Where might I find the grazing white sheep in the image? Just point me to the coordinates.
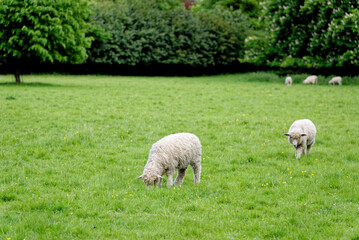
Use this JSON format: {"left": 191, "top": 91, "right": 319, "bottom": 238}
{"left": 303, "top": 75, "right": 318, "bottom": 85}
{"left": 284, "top": 119, "right": 317, "bottom": 159}
{"left": 285, "top": 76, "right": 293, "bottom": 86}
{"left": 138, "top": 133, "right": 202, "bottom": 188}
{"left": 328, "top": 76, "right": 342, "bottom": 85}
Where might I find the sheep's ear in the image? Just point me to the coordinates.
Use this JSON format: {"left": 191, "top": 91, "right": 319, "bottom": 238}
{"left": 137, "top": 175, "right": 143, "bottom": 179}
{"left": 157, "top": 175, "right": 163, "bottom": 179}
{"left": 284, "top": 133, "right": 290, "bottom": 136}
{"left": 301, "top": 134, "right": 307, "bottom": 136}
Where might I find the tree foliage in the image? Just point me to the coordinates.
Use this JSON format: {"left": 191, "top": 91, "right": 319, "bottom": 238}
{"left": 0, "top": 0, "right": 92, "bottom": 82}
{"left": 197, "top": 0, "right": 260, "bottom": 17}
{"left": 87, "top": 0, "right": 250, "bottom": 67}
{"left": 244, "top": 0, "right": 359, "bottom": 69}
{"left": 157, "top": 0, "right": 183, "bottom": 10}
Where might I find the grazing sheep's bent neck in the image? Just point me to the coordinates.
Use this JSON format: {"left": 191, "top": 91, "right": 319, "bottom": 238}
{"left": 143, "top": 157, "right": 165, "bottom": 176}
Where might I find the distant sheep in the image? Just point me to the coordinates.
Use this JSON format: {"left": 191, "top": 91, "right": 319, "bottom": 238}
{"left": 329, "top": 76, "right": 342, "bottom": 85}
{"left": 284, "top": 119, "right": 317, "bottom": 159}
{"left": 285, "top": 77, "right": 292, "bottom": 86}
{"left": 138, "top": 133, "right": 202, "bottom": 188}
{"left": 303, "top": 75, "right": 318, "bottom": 85}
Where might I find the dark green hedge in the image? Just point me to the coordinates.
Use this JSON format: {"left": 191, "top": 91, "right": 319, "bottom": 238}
{"left": 86, "top": 0, "right": 250, "bottom": 67}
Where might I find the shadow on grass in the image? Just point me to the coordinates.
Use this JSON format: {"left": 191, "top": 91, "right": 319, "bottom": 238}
{"left": 0, "top": 82, "right": 64, "bottom": 88}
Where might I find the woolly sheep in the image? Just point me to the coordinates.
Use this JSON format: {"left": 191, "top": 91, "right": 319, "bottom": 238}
{"left": 284, "top": 119, "right": 317, "bottom": 159}
{"left": 285, "top": 76, "right": 293, "bottom": 86}
{"left": 303, "top": 75, "right": 318, "bottom": 85}
{"left": 329, "top": 76, "right": 342, "bottom": 85}
{"left": 138, "top": 133, "right": 202, "bottom": 188}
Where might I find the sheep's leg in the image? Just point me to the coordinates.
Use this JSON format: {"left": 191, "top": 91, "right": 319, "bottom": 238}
{"left": 166, "top": 169, "right": 175, "bottom": 187}
{"left": 295, "top": 147, "right": 304, "bottom": 159}
{"left": 307, "top": 143, "right": 314, "bottom": 154}
{"left": 191, "top": 162, "right": 201, "bottom": 184}
{"left": 303, "top": 140, "right": 307, "bottom": 155}
{"left": 174, "top": 168, "right": 187, "bottom": 186}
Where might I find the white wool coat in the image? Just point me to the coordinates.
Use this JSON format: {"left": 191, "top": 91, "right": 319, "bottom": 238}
{"left": 139, "top": 133, "right": 202, "bottom": 187}
{"left": 285, "top": 119, "right": 317, "bottom": 159}
{"left": 285, "top": 77, "right": 292, "bottom": 86}
{"left": 303, "top": 75, "right": 318, "bottom": 85}
{"left": 329, "top": 76, "right": 342, "bottom": 85}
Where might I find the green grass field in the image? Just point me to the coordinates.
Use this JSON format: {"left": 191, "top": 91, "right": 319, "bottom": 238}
{"left": 1, "top": 73, "right": 359, "bottom": 239}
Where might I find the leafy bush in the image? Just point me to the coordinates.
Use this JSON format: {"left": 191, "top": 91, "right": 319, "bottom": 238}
{"left": 243, "top": 0, "right": 359, "bottom": 69}
{"left": 195, "top": 0, "right": 261, "bottom": 28}
{"left": 157, "top": 0, "right": 183, "bottom": 10}
{"left": 196, "top": 0, "right": 261, "bottom": 18}
{"left": 86, "top": 0, "right": 250, "bottom": 67}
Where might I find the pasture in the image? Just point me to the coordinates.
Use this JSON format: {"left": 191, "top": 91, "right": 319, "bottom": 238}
{"left": 0, "top": 73, "right": 359, "bottom": 239}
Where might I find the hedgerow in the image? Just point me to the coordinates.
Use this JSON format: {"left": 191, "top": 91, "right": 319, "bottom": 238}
{"left": 86, "top": 0, "right": 250, "bottom": 67}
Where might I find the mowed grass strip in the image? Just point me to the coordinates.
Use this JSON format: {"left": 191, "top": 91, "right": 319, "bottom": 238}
{"left": 0, "top": 73, "right": 359, "bottom": 239}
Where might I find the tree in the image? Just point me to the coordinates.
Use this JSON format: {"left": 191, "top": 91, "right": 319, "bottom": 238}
{"left": 196, "top": 0, "right": 261, "bottom": 19}
{"left": 244, "top": 0, "right": 359, "bottom": 69}
{"left": 0, "top": 0, "right": 92, "bottom": 83}
{"left": 157, "top": 0, "right": 183, "bottom": 10}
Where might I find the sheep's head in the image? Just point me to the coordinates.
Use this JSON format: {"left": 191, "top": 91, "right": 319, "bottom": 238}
{"left": 284, "top": 132, "right": 307, "bottom": 147}
{"left": 137, "top": 173, "right": 162, "bottom": 187}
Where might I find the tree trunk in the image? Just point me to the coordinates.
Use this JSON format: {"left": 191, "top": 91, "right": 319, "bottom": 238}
{"left": 15, "top": 69, "right": 21, "bottom": 83}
